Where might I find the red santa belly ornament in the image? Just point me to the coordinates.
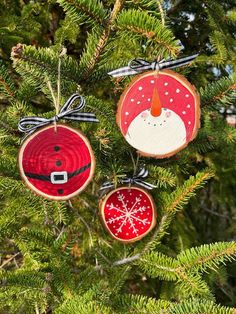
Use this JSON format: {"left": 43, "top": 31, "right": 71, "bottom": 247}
{"left": 18, "top": 94, "right": 98, "bottom": 200}
{"left": 109, "top": 55, "right": 200, "bottom": 158}
{"left": 99, "top": 168, "right": 157, "bottom": 242}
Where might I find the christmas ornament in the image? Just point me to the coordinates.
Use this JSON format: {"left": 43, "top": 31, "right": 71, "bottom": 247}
{"left": 99, "top": 168, "right": 156, "bottom": 242}
{"left": 18, "top": 94, "right": 98, "bottom": 200}
{"left": 109, "top": 55, "right": 200, "bottom": 158}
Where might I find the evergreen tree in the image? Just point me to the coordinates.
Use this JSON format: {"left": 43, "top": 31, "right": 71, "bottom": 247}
{"left": 0, "top": 0, "right": 236, "bottom": 313}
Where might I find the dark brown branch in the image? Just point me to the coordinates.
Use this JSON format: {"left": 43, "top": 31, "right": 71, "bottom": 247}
{"left": 0, "top": 78, "right": 14, "bottom": 98}
{"left": 83, "top": 0, "right": 125, "bottom": 80}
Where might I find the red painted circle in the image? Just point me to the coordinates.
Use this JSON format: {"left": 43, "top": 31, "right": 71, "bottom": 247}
{"left": 18, "top": 124, "right": 95, "bottom": 200}
{"left": 100, "top": 187, "right": 156, "bottom": 242}
{"left": 117, "top": 70, "right": 200, "bottom": 158}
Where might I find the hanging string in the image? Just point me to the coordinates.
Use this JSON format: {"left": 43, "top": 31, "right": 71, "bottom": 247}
{"left": 46, "top": 79, "right": 58, "bottom": 133}
{"left": 45, "top": 47, "right": 67, "bottom": 133}
{"left": 130, "top": 152, "right": 141, "bottom": 184}
{"left": 157, "top": 0, "right": 165, "bottom": 26}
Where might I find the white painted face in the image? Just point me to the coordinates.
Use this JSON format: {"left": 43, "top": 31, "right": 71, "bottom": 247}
{"left": 125, "top": 108, "right": 186, "bottom": 155}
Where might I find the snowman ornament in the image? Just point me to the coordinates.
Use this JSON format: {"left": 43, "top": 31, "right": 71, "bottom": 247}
{"left": 110, "top": 55, "right": 200, "bottom": 158}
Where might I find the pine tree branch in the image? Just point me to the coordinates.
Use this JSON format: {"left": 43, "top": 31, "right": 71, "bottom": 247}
{"left": 94, "top": 171, "right": 214, "bottom": 270}
{"left": 140, "top": 256, "right": 206, "bottom": 294}
{"left": 0, "top": 252, "right": 20, "bottom": 269}
{"left": 0, "top": 78, "right": 15, "bottom": 98}
{"left": 144, "top": 170, "right": 214, "bottom": 252}
{"left": 177, "top": 242, "right": 236, "bottom": 273}
{"left": 67, "top": 200, "right": 94, "bottom": 248}
{"left": 57, "top": 0, "right": 108, "bottom": 27}
{"left": 139, "top": 243, "right": 236, "bottom": 285}
{"left": 208, "top": 84, "right": 236, "bottom": 105}
{"left": 157, "top": 0, "right": 165, "bottom": 26}
{"left": 0, "top": 63, "right": 15, "bottom": 98}
{"left": 175, "top": 272, "right": 209, "bottom": 296}
{"left": 115, "top": 9, "right": 179, "bottom": 56}
{"left": 83, "top": 0, "right": 124, "bottom": 80}
{"left": 55, "top": 226, "right": 65, "bottom": 241}
{"left": 21, "top": 54, "right": 77, "bottom": 83}
{"left": 35, "top": 303, "right": 40, "bottom": 314}
{"left": 139, "top": 243, "right": 236, "bottom": 296}
{"left": 11, "top": 44, "right": 80, "bottom": 85}
{"left": 96, "top": 170, "right": 214, "bottom": 269}
{"left": 201, "top": 76, "right": 236, "bottom": 108}
{"left": 123, "top": 26, "right": 156, "bottom": 38}
{"left": 170, "top": 299, "right": 236, "bottom": 314}
{"left": 61, "top": 0, "right": 105, "bottom": 25}
{"left": 139, "top": 252, "right": 212, "bottom": 296}
{"left": 0, "top": 120, "right": 18, "bottom": 135}
{"left": 112, "top": 254, "right": 141, "bottom": 266}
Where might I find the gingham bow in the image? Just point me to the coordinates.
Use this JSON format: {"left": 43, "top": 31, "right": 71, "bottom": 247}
{"left": 108, "top": 54, "right": 199, "bottom": 77}
{"left": 100, "top": 168, "right": 156, "bottom": 191}
{"left": 18, "top": 93, "right": 99, "bottom": 134}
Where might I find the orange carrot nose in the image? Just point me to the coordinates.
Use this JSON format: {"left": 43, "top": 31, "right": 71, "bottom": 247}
{"left": 150, "top": 87, "right": 162, "bottom": 117}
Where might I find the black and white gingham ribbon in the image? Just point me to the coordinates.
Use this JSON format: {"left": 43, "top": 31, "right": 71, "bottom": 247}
{"left": 18, "top": 93, "right": 99, "bottom": 134}
{"left": 108, "top": 54, "right": 199, "bottom": 77}
{"left": 100, "top": 168, "right": 156, "bottom": 191}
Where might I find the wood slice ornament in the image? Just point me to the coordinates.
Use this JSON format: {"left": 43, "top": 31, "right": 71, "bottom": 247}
{"left": 100, "top": 187, "right": 156, "bottom": 243}
{"left": 110, "top": 55, "right": 200, "bottom": 158}
{"left": 18, "top": 124, "right": 95, "bottom": 200}
{"left": 18, "top": 94, "right": 98, "bottom": 200}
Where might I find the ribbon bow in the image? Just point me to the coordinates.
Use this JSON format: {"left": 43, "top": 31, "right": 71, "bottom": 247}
{"left": 108, "top": 53, "right": 199, "bottom": 77}
{"left": 18, "top": 93, "right": 99, "bottom": 134}
{"left": 100, "top": 168, "right": 156, "bottom": 191}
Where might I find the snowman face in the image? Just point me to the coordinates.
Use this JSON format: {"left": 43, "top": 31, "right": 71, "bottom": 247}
{"left": 118, "top": 70, "right": 200, "bottom": 158}
{"left": 125, "top": 108, "right": 186, "bottom": 156}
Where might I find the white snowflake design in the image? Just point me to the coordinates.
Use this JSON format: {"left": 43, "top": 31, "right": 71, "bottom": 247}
{"left": 106, "top": 192, "right": 151, "bottom": 237}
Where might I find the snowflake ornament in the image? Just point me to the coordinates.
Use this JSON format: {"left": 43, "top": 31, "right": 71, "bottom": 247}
{"left": 100, "top": 187, "right": 156, "bottom": 242}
